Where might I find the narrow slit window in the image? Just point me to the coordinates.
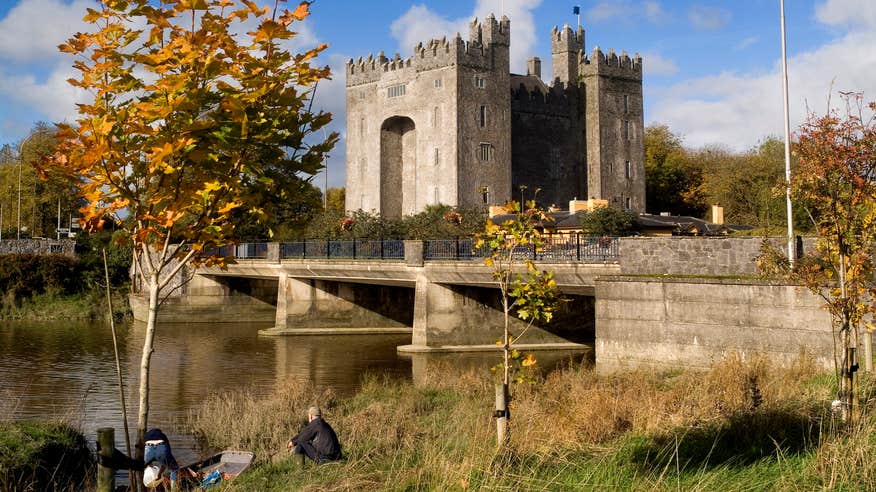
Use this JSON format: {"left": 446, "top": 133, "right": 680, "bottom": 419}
{"left": 623, "top": 94, "right": 629, "bottom": 113}
{"left": 434, "top": 78, "right": 442, "bottom": 88}
{"left": 479, "top": 143, "right": 493, "bottom": 162}
{"left": 479, "top": 105, "right": 487, "bottom": 128}
{"left": 625, "top": 160, "right": 632, "bottom": 179}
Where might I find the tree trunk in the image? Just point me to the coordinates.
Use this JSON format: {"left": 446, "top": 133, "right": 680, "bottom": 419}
{"left": 841, "top": 345, "right": 856, "bottom": 424}
{"left": 864, "top": 331, "right": 873, "bottom": 373}
{"left": 134, "top": 274, "right": 160, "bottom": 489}
{"left": 495, "top": 383, "right": 509, "bottom": 447}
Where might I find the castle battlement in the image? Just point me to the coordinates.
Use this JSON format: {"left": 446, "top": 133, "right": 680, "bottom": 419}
{"left": 551, "top": 24, "right": 583, "bottom": 54}
{"left": 511, "top": 83, "right": 573, "bottom": 116}
{"left": 580, "top": 47, "right": 642, "bottom": 80}
{"left": 346, "top": 15, "right": 510, "bottom": 87}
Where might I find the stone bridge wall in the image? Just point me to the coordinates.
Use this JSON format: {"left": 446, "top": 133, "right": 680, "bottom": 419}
{"left": 618, "top": 236, "right": 816, "bottom": 276}
{"left": 0, "top": 239, "right": 75, "bottom": 257}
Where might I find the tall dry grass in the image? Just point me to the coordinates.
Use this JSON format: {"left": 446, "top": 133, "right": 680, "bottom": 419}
{"left": 188, "top": 353, "right": 876, "bottom": 491}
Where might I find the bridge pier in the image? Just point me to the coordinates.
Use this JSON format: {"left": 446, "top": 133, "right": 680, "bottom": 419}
{"left": 401, "top": 274, "right": 591, "bottom": 353}
{"left": 262, "top": 275, "right": 413, "bottom": 335}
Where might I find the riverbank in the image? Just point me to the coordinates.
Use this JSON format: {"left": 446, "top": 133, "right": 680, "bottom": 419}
{"left": 0, "top": 291, "right": 130, "bottom": 321}
{"left": 189, "top": 354, "right": 876, "bottom": 491}
{"left": 0, "top": 420, "right": 93, "bottom": 491}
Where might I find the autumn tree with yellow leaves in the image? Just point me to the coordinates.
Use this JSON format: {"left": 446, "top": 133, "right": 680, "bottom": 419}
{"left": 475, "top": 192, "right": 563, "bottom": 446}
{"left": 46, "top": 0, "right": 336, "bottom": 462}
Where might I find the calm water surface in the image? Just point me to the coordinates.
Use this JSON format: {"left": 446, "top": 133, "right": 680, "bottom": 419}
{"left": 0, "top": 319, "right": 592, "bottom": 469}
{"left": 0, "top": 320, "right": 412, "bottom": 464}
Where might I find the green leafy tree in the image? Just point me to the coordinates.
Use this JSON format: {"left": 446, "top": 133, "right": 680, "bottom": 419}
{"left": 475, "top": 193, "right": 563, "bottom": 446}
{"left": 325, "top": 186, "right": 345, "bottom": 213}
{"left": 644, "top": 124, "right": 708, "bottom": 217}
{"left": 47, "top": 0, "right": 335, "bottom": 463}
{"left": 578, "top": 206, "right": 637, "bottom": 236}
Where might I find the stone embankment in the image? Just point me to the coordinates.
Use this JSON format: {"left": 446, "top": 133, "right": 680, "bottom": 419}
{"left": 0, "top": 239, "right": 75, "bottom": 256}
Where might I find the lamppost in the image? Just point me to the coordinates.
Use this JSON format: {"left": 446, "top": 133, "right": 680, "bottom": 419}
{"left": 16, "top": 133, "right": 35, "bottom": 240}
{"left": 780, "top": 0, "right": 795, "bottom": 267}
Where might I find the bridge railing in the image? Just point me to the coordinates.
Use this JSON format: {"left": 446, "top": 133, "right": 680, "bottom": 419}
{"left": 279, "top": 239, "right": 405, "bottom": 260}
{"left": 225, "top": 236, "right": 618, "bottom": 262}
{"left": 423, "top": 234, "right": 619, "bottom": 262}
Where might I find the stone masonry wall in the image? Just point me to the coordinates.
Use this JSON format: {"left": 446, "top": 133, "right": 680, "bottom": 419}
{"left": 619, "top": 236, "right": 817, "bottom": 276}
{"left": 0, "top": 239, "right": 75, "bottom": 256}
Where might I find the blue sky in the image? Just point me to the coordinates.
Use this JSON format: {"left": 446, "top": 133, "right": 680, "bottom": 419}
{"left": 1, "top": 0, "right": 874, "bottom": 189}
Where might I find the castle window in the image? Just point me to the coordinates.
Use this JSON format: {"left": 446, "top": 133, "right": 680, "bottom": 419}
{"left": 434, "top": 78, "right": 442, "bottom": 88}
{"left": 474, "top": 76, "right": 486, "bottom": 89}
{"left": 479, "top": 105, "right": 487, "bottom": 128}
{"left": 359, "top": 118, "right": 365, "bottom": 137}
{"left": 434, "top": 148, "right": 440, "bottom": 168}
{"left": 624, "top": 197, "right": 632, "bottom": 211}
{"left": 623, "top": 120, "right": 630, "bottom": 141}
{"left": 623, "top": 94, "right": 629, "bottom": 113}
{"left": 387, "top": 84, "right": 406, "bottom": 98}
{"left": 433, "top": 106, "right": 440, "bottom": 127}
{"left": 479, "top": 143, "right": 493, "bottom": 162}
{"left": 550, "top": 148, "right": 561, "bottom": 179}
{"left": 433, "top": 186, "right": 439, "bottom": 204}
{"left": 625, "top": 160, "right": 632, "bottom": 179}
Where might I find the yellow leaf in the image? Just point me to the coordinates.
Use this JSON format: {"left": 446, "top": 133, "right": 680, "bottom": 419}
{"left": 290, "top": 2, "right": 310, "bottom": 20}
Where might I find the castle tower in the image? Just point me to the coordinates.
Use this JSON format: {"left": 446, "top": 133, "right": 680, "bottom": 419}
{"left": 551, "top": 24, "right": 583, "bottom": 86}
{"left": 580, "top": 47, "right": 645, "bottom": 212}
{"left": 344, "top": 15, "right": 511, "bottom": 217}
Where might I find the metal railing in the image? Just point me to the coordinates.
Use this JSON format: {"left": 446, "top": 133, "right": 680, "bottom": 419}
{"left": 424, "top": 234, "right": 619, "bottom": 262}
{"left": 280, "top": 239, "right": 404, "bottom": 260}
{"left": 222, "top": 235, "right": 618, "bottom": 263}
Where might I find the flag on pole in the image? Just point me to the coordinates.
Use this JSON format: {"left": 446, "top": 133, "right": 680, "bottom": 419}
{"left": 573, "top": 6, "right": 580, "bottom": 15}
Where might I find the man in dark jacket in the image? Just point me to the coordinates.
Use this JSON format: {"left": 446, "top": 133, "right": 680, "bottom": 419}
{"left": 286, "top": 406, "right": 341, "bottom": 463}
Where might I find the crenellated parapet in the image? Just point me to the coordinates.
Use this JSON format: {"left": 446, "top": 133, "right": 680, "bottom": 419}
{"left": 580, "top": 47, "right": 642, "bottom": 81}
{"left": 510, "top": 83, "right": 573, "bottom": 116}
{"left": 346, "top": 14, "right": 511, "bottom": 87}
{"left": 551, "top": 24, "right": 583, "bottom": 54}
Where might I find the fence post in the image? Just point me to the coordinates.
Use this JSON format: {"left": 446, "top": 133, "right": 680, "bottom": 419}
{"left": 380, "top": 239, "right": 385, "bottom": 259}
{"left": 303, "top": 239, "right": 307, "bottom": 259}
{"left": 353, "top": 239, "right": 357, "bottom": 259}
{"left": 576, "top": 233, "right": 581, "bottom": 261}
{"left": 97, "top": 427, "right": 114, "bottom": 492}
{"left": 327, "top": 240, "right": 331, "bottom": 259}
{"left": 455, "top": 237, "right": 460, "bottom": 260}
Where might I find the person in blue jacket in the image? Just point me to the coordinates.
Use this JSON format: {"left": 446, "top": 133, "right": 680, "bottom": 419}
{"left": 286, "top": 406, "right": 341, "bottom": 463}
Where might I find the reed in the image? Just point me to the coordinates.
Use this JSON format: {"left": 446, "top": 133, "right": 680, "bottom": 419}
{"left": 189, "top": 354, "right": 876, "bottom": 491}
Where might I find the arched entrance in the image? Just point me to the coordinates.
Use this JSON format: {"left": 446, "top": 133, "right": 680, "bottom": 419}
{"left": 380, "top": 116, "right": 416, "bottom": 219}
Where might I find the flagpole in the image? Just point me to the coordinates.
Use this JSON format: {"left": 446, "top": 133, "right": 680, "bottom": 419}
{"left": 780, "top": 0, "right": 795, "bottom": 267}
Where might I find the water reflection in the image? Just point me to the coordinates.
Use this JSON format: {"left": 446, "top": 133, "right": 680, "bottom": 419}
{"left": 0, "top": 320, "right": 411, "bottom": 464}
{"left": 0, "top": 320, "right": 592, "bottom": 467}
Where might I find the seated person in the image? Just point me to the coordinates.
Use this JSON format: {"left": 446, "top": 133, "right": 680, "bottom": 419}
{"left": 286, "top": 406, "right": 341, "bottom": 463}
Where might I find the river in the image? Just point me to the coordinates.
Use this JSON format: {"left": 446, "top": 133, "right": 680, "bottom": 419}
{"left": 0, "top": 320, "right": 591, "bottom": 467}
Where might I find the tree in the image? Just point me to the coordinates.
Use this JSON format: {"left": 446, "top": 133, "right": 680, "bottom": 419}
{"left": 791, "top": 93, "right": 876, "bottom": 423}
{"left": 47, "top": 0, "right": 335, "bottom": 467}
{"left": 475, "top": 192, "right": 563, "bottom": 446}
{"left": 644, "top": 124, "right": 707, "bottom": 217}
{"left": 578, "top": 206, "right": 637, "bottom": 236}
{"left": 324, "top": 186, "right": 345, "bottom": 213}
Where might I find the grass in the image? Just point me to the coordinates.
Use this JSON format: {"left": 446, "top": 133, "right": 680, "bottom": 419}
{"left": 0, "top": 420, "right": 94, "bottom": 491}
{"left": 0, "top": 290, "right": 129, "bottom": 321}
{"left": 186, "top": 353, "right": 876, "bottom": 491}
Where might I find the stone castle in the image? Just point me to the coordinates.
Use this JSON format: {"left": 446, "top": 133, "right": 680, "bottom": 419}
{"left": 345, "top": 14, "right": 645, "bottom": 217}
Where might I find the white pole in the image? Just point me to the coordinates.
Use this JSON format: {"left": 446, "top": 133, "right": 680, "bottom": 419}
{"left": 780, "top": 0, "right": 795, "bottom": 267}
{"left": 322, "top": 128, "right": 329, "bottom": 211}
{"left": 16, "top": 157, "right": 21, "bottom": 240}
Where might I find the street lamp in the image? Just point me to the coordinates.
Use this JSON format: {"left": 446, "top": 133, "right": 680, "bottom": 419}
{"left": 780, "top": 0, "right": 795, "bottom": 267}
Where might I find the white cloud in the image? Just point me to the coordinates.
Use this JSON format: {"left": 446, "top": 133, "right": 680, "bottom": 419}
{"left": 736, "top": 36, "right": 759, "bottom": 50}
{"left": 649, "top": 28, "right": 876, "bottom": 150}
{"left": 642, "top": 52, "right": 678, "bottom": 76}
{"left": 0, "top": 0, "right": 92, "bottom": 63}
{"left": 388, "top": 0, "right": 542, "bottom": 74}
{"left": 688, "top": 5, "right": 731, "bottom": 31}
{"left": 815, "top": 0, "right": 876, "bottom": 27}
{"left": 644, "top": 1, "right": 670, "bottom": 24}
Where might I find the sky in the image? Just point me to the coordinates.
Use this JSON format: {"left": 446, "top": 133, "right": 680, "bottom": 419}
{"left": 0, "top": 0, "right": 874, "bottom": 190}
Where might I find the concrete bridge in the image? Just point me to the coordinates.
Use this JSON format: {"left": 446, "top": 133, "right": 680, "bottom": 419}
{"left": 133, "top": 238, "right": 620, "bottom": 354}
{"left": 132, "top": 236, "right": 837, "bottom": 368}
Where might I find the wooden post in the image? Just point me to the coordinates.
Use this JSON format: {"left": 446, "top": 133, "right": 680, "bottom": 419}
{"left": 864, "top": 331, "right": 873, "bottom": 373}
{"left": 495, "top": 383, "right": 509, "bottom": 446}
{"left": 97, "top": 427, "right": 115, "bottom": 492}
